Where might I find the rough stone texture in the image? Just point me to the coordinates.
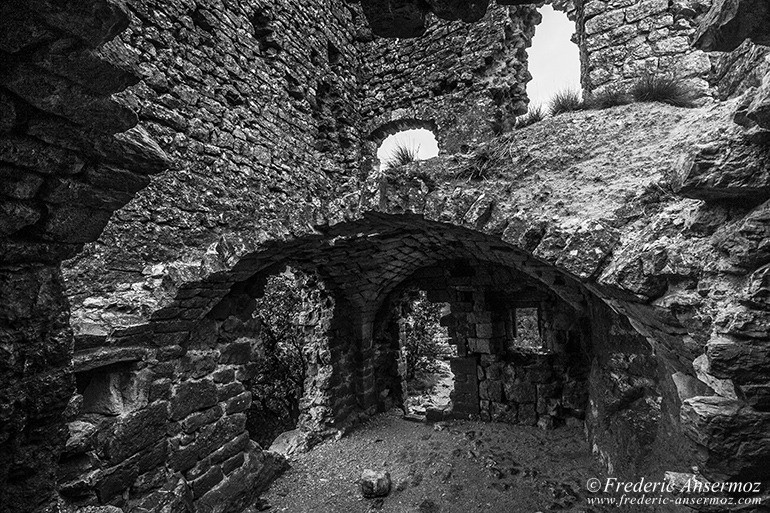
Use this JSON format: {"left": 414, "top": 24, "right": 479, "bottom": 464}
{"left": 578, "top": 0, "right": 714, "bottom": 94}
{"left": 360, "top": 469, "right": 391, "bottom": 498}
{"left": 0, "top": 0, "right": 169, "bottom": 509}
{"left": 748, "top": 71, "right": 770, "bottom": 129}
{"left": 2, "top": 0, "right": 770, "bottom": 511}
{"left": 360, "top": 4, "right": 538, "bottom": 153}
{"left": 672, "top": 138, "right": 770, "bottom": 202}
{"left": 0, "top": 265, "right": 74, "bottom": 511}
{"left": 695, "top": 0, "right": 770, "bottom": 52}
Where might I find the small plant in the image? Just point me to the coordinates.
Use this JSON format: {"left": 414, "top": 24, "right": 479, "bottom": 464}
{"left": 455, "top": 146, "right": 499, "bottom": 181}
{"left": 585, "top": 87, "right": 632, "bottom": 110}
{"left": 385, "top": 140, "right": 421, "bottom": 168}
{"left": 515, "top": 105, "right": 546, "bottom": 128}
{"left": 630, "top": 73, "right": 695, "bottom": 108}
{"left": 549, "top": 89, "right": 584, "bottom": 116}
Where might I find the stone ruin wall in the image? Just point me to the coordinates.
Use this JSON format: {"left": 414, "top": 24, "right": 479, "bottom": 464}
{"left": 360, "top": 4, "right": 538, "bottom": 153}
{"left": 63, "top": 0, "right": 368, "bottom": 314}
{"left": 367, "top": 258, "right": 693, "bottom": 482}
{"left": 62, "top": 0, "right": 765, "bottom": 333}
{"left": 2, "top": 0, "right": 770, "bottom": 511}
{"left": 356, "top": 0, "right": 752, "bottom": 158}
{"left": 578, "top": 0, "right": 715, "bottom": 94}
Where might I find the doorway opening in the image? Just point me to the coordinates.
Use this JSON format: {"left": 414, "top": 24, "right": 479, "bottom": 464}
{"left": 399, "top": 290, "right": 456, "bottom": 417}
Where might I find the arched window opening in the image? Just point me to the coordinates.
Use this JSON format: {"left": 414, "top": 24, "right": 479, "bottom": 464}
{"left": 376, "top": 128, "right": 439, "bottom": 169}
{"left": 399, "top": 290, "right": 455, "bottom": 418}
{"left": 526, "top": 4, "right": 581, "bottom": 110}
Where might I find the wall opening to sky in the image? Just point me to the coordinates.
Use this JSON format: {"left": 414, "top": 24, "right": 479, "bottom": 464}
{"left": 377, "top": 128, "right": 439, "bottom": 169}
{"left": 527, "top": 5, "right": 582, "bottom": 109}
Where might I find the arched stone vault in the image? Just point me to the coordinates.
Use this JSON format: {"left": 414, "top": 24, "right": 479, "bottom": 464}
{"left": 2, "top": 0, "right": 770, "bottom": 509}
{"left": 70, "top": 210, "right": 763, "bottom": 485}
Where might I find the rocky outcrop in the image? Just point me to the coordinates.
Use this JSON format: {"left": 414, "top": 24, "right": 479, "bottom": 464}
{"left": 0, "top": 0, "right": 170, "bottom": 509}
{"left": 748, "top": 72, "right": 770, "bottom": 129}
{"left": 356, "top": 102, "right": 770, "bottom": 485}
{"left": 672, "top": 138, "right": 770, "bottom": 202}
{"left": 695, "top": 0, "right": 770, "bottom": 51}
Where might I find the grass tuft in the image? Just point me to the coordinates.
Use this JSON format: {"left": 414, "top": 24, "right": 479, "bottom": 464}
{"left": 385, "top": 140, "right": 421, "bottom": 168}
{"left": 549, "top": 89, "right": 584, "bottom": 116}
{"left": 585, "top": 87, "right": 632, "bottom": 110}
{"left": 515, "top": 105, "right": 546, "bottom": 128}
{"left": 629, "top": 73, "right": 696, "bottom": 108}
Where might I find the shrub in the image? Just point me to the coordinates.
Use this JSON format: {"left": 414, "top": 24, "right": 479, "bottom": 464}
{"left": 515, "top": 104, "right": 546, "bottom": 128}
{"left": 402, "top": 292, "right": 447, "bottom": 380}
{"left": 549, "top": 89, "right": 584, "bottom": 116}
{"left": 585, "top": 87, "right": 632, "bottom": 109}
{"left": 630, "top": 73, "right": 696, "bottom": 108}
{"left": 385, "top": 140, "right": 421, "bottom": 168}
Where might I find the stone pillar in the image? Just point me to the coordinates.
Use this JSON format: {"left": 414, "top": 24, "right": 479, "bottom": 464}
{"left": 0, "top": 264, "right": 75, "bottom": 511}
{"left": 449, "top": 356, "right": 480, "bottom": 415}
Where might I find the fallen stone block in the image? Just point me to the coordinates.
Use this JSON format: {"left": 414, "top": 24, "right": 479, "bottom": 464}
{"left": 361, "top": 469, "right": 391, "bottom": 498}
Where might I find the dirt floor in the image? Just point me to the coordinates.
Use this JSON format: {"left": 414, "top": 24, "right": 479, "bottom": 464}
{"left": 260, "top": 410, "right": 611, "bottom": 513}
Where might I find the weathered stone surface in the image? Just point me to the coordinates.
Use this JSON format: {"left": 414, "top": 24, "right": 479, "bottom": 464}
{"left": 359, "top": 0, "right": 426, "bottom": 38}
{"left": 170, "top": 379, "right": 218, "bottom": 421}
{"left": 695, "top": 0, "right": 770, "bottom": 51}
{"left": 681, "top": 396, "right": 770, "bottom": 481}
{"left": 672, "top": 140, "right": 770, "bottom": 202}
{"left": 747, "top": 72, "right": 770, "bottom": 130}
{"left": 3, "top": 63, "right": 138, "bottom": 134}
{"left": 717, "top": 200, "right": 770, "bottom": 269}
{"left": 360, "top": 469, "right": 391, "bottom": 498}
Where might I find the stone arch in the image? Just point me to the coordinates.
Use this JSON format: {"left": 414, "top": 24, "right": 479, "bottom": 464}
{"left": 150, "top": 214, "right": 685, "bottom": 478}
{"left": 368, "top": 118, "right": 439, "bottom": 147}
{"left": 370, "top": 258, "right": 594, "bottom": 426}
{"left": 195, "top": 260, "right": 341, "bottom": 451}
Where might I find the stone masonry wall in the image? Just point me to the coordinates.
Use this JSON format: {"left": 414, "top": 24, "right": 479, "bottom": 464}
{"left": 63, "top": 0, "right": 368, "bottom": 313}
{"left": 360, "top": 4, "right": 539, "bottom": 154}
{"left": 58, "top": 277, "right": 313, "bottom": 510}
{"left": 578, "top": 0, "right": 715, "bottom": 94}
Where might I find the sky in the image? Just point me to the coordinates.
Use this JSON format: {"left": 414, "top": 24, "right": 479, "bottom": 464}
{"left": 377, "top": 128, "right": 439, "bottom": 168}
{"left": 377, "top": 6, "right": 580, "bottom": 163}
{"left": 526, "top": 5, "right": 582, "bottom": 109}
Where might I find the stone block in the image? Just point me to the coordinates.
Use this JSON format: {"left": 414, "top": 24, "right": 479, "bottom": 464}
{"left": 170, "top": 379, "right": 218, "bottom": 421}
{"left": 585, "top": 9, "right": 625, "bottom": 35}
{"left": 361, "top": 469, "right": 391, "bottom": 498}
{"left": 505, "top": 379, "right": 536, "bottom": 403}
{"left": 467, "top": 337, "right": 503, "bottom": 354}
{"left": 625, "top": 0, "right": 668, "bottom": 22}
{"left": 210, "top": 433, "right": 250, "bottom": 465}
{"left": 222, "top": 452, "right": 245, "bottom": 475}
{"left": 101, "top": 401, "right": 168, "bottom": 463}
{"left": 182, "top": 404, "right": 223, "bottom": 434}
{"left": 450, "top": 356, "right": 478, "bottom": 375}
{"left": 217, "top": 381, "right": 245, "bottom": 402}
{"left": 517, "top": 403, "right": 537, "bottom": 426}
{"left": 479, "top": 380, "right": 503, "bottom": 402}
{"left": 225, "top": 391, "right": 252, "bottom": 415}
{"left": 191, "top": 465, "right": 224, "bottom": 499}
